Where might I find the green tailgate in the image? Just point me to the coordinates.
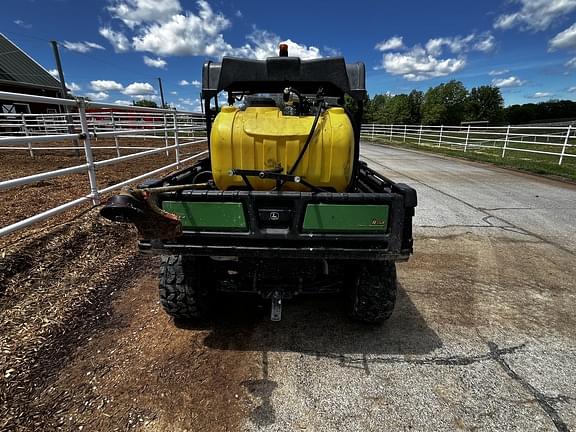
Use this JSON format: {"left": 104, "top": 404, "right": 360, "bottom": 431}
{"left": 303, "top": 204, "right": 389, "bottom": 232}
{"left": 162, "top": 201, "right": 247, "bottom": 231}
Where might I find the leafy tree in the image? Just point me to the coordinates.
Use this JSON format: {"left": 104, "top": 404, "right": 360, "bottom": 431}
{"left": 407, "top": 90, "right": 423, "bottom": 124}
{"left": 382, "top": 94, "right": 411, "bottom": 124}
{"left": 133, "top": 99, "right": 158, "bottom": 108}
{"left": 422, "top": 81, "right": 468, "bottom": 125}
{"left": 465, "top": 85, "right": 504, "bottom": 124}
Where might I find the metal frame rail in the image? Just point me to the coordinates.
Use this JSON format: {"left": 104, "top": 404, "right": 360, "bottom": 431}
{"left": 0, "top": 91, "right": 207, "bottom": 237}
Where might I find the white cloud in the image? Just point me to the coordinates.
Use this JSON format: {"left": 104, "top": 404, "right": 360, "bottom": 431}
{"left": 99, "top": 27, "right": 130, "bottom": 53}
{"left": 48, "top": 69, "right": 59, "bottom": 79}
{"left": 235, "top": 10, "right": 243, "bottom": 18}
{"left": 123, "top": 82, "right": 156, "bottom": 95}
{"left": 90, "top": 80, "right": 124, "bottom": 91}
{"left": 132, "top": 1, "right": 232, "bottom": 56}
{"left": 85, "top": 91, "right": 109, "bottom": 101}
{"left": 237, "top": 30, "right": 322, "bottom": 60}
{"left": 114, "top": 100, "right": 133, "bottom": 106}
{"left": 568, "top": 86, "right": 576, "bottom": 92}
{"left": 14, "top": 19, "right": 32, "bottom": 29}
{"left": 68, "top": 82, "right": 81, "bottom": 92}
{"left": 489, "top": 69, "right": 510, "bottom": 76}
{"left": 107, "top": 0, "right": 182, "bottom": 29}
{"left": 494, "top": 0, "right": 576, "bottom": 31}
{"left": 530, "top": 92, "right": 553, "bottom": 98}
{"left": 170, "top": 91, "right": 178, "bottom": 95}
{"left": 375, "top": 36, "right": 404, "bottom": 51}
{"left": 143, "top": 55, "right": 167, "bottom": 68}
{"left": 375, "top": 33, "right": 494, "bottom": 81}
{"left": 380, "top": 47, "right": 466, "bottom": 81}
{"left": 566, "top": 57, "right": 576, "bottom": 68}
{"left": 102, "top": 1, "right": 329, "bottom": 60}
{"left": 492, "top": 76, "right": 527, "bottom": 88}
{"left": 132, "top": 94, "right": 159, "bottom": 101}
{"left": 62, "top": 41, "right": 105, "bottom": 53}
{"left": 549, "top": 23, "right": 576, "bottom": 51}
{"left": 178, "top": 79, "right": 201, "bottom": 87}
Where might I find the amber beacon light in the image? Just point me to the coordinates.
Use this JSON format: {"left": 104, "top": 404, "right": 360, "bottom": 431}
{"left": 279, "top": 43, "right": 288, "bottom": 57}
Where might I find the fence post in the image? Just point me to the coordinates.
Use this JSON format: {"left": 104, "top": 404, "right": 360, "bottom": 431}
{"left": 110, "top": 112, "right": 121, "bottom": 157}
{"left": 418, "top": 124, "right": 423, "bottom": 145}
{"left": 371, "top": 123, "right": 375, "bottom": 141}
{"left": 163, "top": 113, "right": 169, "bottom": 156}
{"left": 389, "top": 124, "right": 393, "bottom": 141}
{"left": 173, "top": 110, "right": 181, "bottom": 168}
{"left": 501, "top": 125, "right": 510, "bottom": 158}
{"left": 464, "top": 125, "right": 471, "bottom": 152}
{"left": 438, "top": 125, "right": 443, "bottom": 147}
{"left": 559, "top": 125, "right": 572, "bottom": 166}
{"left": 403, "top": 124, "right": 407, "bottom": 142}
{"left": 21, "top": 113, "right": 34, "bottom": 158}
{"left": 78, "top": 100, "right": 99, "bottom": 205}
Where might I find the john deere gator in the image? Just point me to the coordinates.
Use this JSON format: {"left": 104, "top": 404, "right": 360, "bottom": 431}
{"left": 101, "top": 45, "right": 417, "bottom": 323}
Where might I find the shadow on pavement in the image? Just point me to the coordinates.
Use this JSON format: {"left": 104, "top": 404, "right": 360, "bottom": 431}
{"left": 199, "top": 284, "right": 441, "bottom": 356}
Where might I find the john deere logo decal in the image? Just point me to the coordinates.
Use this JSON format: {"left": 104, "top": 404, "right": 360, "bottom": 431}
{"left": 270, "top": 211, "right": 280, "bottom": 221}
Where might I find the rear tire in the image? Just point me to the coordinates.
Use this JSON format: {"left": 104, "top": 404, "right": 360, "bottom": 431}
{"left": 349, "top": 261, "right": 397, "bottom": 323}
{"left": 159, "top": 255, "right": 210, "bottom": 320}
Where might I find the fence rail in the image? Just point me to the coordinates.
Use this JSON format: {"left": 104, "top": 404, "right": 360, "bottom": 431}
{"left": 0, "top": 91, "right": 207, "bottom": 238}
{"left": 361, "top": 123, "right": 575, "bottom": 166}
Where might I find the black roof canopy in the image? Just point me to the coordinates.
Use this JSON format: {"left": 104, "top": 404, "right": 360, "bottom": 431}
{"left": 202, "top": 56, "right": 366, "bottom": 100}
{"left": 0, "top": 33, "right": 61, "bottom": 91}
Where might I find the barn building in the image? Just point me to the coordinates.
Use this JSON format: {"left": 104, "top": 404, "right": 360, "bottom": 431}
{"left": 0, "top": 33, "right": 64, "bottom": 115}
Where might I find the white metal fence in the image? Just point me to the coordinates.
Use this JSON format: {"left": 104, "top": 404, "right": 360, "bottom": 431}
{"left": 0, "top": 91, "right": 208, "bottom": 238}
{"left": 361, "top": 124, "right": 576, "bottom": 166}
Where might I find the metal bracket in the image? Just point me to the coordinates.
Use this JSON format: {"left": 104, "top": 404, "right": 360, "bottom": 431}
{"left": 270, "top": 291, "right": 282, "bottom": 322}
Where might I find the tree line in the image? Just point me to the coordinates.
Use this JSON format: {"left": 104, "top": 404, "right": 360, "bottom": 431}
{"left": 352, "top": 80, "right": 576, "bottom": 126}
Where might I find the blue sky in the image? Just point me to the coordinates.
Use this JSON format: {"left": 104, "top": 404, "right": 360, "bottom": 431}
{"left": 3, "top": 0, "right": 576, "bottom": 111}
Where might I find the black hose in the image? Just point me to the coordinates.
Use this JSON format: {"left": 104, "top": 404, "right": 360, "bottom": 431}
{"left": 288, "top": 102, "right": 324, "bottom": 175}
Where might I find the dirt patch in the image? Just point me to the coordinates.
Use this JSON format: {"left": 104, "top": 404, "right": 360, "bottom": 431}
{"left": 0, "top": 209, "right": 255, "bottom": 432}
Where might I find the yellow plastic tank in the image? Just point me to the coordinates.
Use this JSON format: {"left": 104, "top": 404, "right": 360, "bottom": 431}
{"left": 210, "top": 106, "right": 355, "bottom": 191}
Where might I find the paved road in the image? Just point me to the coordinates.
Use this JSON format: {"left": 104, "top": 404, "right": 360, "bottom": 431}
{"left": 239, "top": 144, "right": 576, "bottom": 431}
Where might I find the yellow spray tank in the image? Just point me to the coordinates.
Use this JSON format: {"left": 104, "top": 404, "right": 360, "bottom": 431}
{"left": 210, "top": 105, "right": 355, "bottom": 192}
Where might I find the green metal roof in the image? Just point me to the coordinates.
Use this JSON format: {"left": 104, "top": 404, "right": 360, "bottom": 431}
{"left": 0, "top": 33, "right": 61, "bottom": 90}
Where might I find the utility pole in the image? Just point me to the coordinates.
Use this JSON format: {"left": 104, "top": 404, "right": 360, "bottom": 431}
{"left": 157, "top": 77, "right": 166, "bottom": 108}
{"left": 51, "top": 40, "right": 79, "bottom": 156}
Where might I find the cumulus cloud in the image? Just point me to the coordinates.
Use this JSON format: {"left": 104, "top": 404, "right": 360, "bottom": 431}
{"left": 48, "top": 69, "right": 59, "bottom": 79}
{"left": 107, "top": 0, "right": 182, "bottom": 29}
{"left": 549, "top": 23, "right": 576, "bottom": 51}
{"left": 101, "top": 1, "right": 327, "bottom": 60}
{"left": 99, "top": 27, "right": 130, "bottom": 52}
{"left": 132, "top": 1, "right": 232, "bottom": 56}
{"left": 178, "top": 80, "right": 190, "bottom": 86}
{"left": 62, "top": 41, "right": 105, "bottom": 53}
{"left": 489, "top": 69, "right": 510, "bottom": 76}
{"left": 114, "top": 100, "right": 133, "bottom": 106}
{"left": 68, "top": 82, "right": 81, "bottom": 92}
{"left": 566, "top": 57, "right": 576, "bottom": 68}
{"left": 91, "top": 80, "right": 124, "bottom": 91}
{"left": 568, "top": 86, "right": 576, "bottom": 92}
{"left": 375, "top": 36, "right": 404, "bottom": 51}
{"left": 494, "top": 0, "right": 576, "bottom": 31}
{"left": 375, "top": 33, "right": 494, "bottom": 81}
{"left": 236, "top": 29, "right": 322, "bottom": 59}
{"left": 143, "top": 55, "right": 167, "bottom": 68}
{"left": 492, "top": 76, "right": 527, "bottom": 88}
{"left": 122, "top": 82, "right": 156, "bottom": 95}
{"left": 85, "top": 91, "right": 109, "bottom": 101}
